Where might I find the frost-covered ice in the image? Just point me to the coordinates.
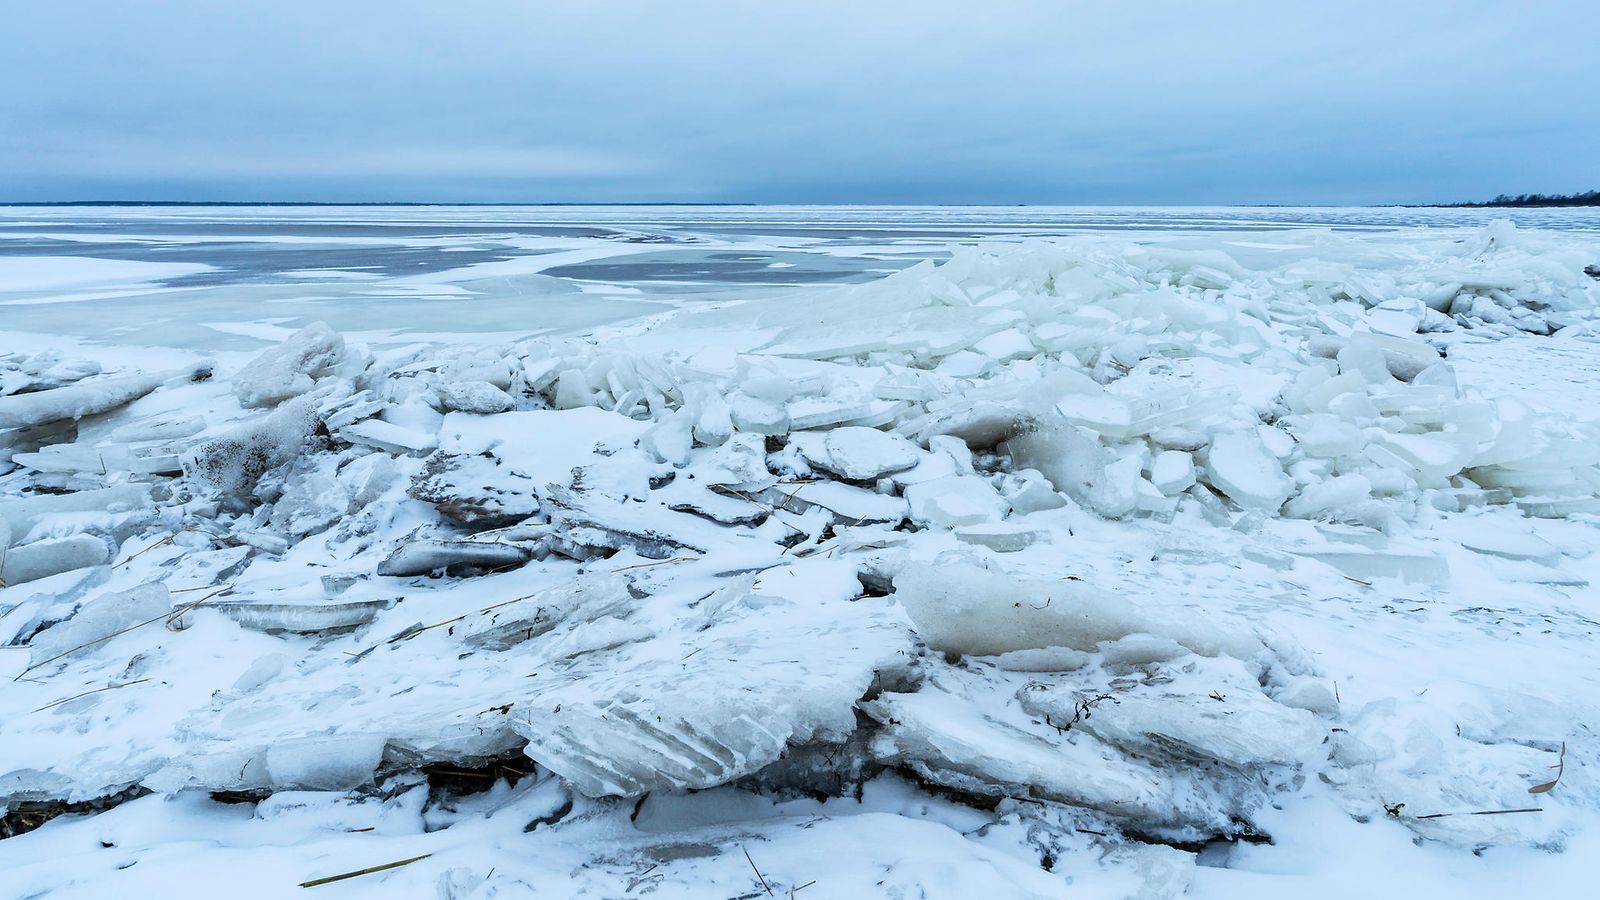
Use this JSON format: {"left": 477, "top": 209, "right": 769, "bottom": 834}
{"left": 3, "top": 218, "right": 1600, "bottom": 898}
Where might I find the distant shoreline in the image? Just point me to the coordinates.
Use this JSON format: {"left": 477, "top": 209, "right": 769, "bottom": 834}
{"left": 1431, "top": 190, "right": 1600, "bottom": 209}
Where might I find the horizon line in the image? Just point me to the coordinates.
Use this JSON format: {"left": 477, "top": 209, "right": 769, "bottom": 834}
{"left": 0, "top": 199, "right": 1535, "bottom": 209}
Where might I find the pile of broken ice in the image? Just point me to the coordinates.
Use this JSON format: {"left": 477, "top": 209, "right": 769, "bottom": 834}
{"left": 4, "top": 223, "right": 1599, "bottom": 861}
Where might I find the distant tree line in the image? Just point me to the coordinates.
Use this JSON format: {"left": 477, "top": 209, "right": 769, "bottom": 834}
{"left": 1447, "top": 190, "right": 1600, "bottom": 208}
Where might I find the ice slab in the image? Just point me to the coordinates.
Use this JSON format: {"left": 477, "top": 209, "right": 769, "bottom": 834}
{"left": 409, "top": 452, "right": 541, "bottom": 528}
{"left": 775, "top": 481, "right": 908, "bottom": 524}
{"left": 338, "top": 419, "right": 438, "bottom": 456}
{"left": 906, "top": 475, "right": 1009, "bottom": 527}
{"left": 0, "top": 484, "right": 150, "bottom": 546}
{"left": 514, "top": 576, "right": 913, "bottom": 797}
{"left": 953, "top": 523, "right": 1050, "bottom": 552}
{"left": 1203, "top": 430, "right": 1292, "bottom": 512}
{"left": 232, "top": 322, "right": 348, "bottom": 409}
{"left": 377, "top": 540, "right": 532, "bottom": 577}
{"left": 436, "top": 380, "right": 515, "bottom": 414}
{"left": 439, "top": 408, "right": 648, "bottom": 491}
{"left": 212, "top": 596, "right": 390, "bottom": 633}
{"left": 893, "top": 562, "right": 1262, "bottom": 660}
{"left": 0, "top": 534, "right": 109, "bottom": 586}
{"left": 25, "top": 582, "right": 170, "bottom": 667}
{"left": 799, "top": 426, "right": 921, "bottom": 481}
{"left": 1019, "top": 675, "right": 1323, "bottom": 769}
{"left": 1294, "top": 549, "right": 1450, "bottom": 585}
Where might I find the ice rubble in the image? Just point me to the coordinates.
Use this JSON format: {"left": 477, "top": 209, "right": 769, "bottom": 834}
{"left": 3, "top": 225, "right": 1600, "bottom": 878}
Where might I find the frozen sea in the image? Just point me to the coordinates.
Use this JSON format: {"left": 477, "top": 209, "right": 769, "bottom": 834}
{"left": 4, "top": 204, "right": 1600, "bottom": 349}
{"left": 5, "top": 206, "right": 1600, "bottom": 899}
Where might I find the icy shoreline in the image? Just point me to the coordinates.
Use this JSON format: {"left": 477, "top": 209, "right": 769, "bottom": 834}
{"left": 3, "top": 224, "right": 1600, "bottom": 897}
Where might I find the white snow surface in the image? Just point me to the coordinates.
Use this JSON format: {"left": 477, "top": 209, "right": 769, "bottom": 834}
{"left": 0, "top": 256, "right": 213, "bottom": 296}
{"left": 3, "top": 221, "right": 1600, "bottom": 898}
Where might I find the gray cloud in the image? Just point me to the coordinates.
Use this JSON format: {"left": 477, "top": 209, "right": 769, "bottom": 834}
{"left": 2, "top": 1, "right": 1596, "bottom": 203}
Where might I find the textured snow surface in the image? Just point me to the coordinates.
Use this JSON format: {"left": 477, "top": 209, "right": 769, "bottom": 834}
{"left": 4, "top": 223, "right": 1600, "bottom": 897}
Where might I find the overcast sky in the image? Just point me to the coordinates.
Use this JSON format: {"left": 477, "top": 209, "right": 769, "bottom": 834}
{"left": 2, "top": 1, "right": 1596, "bottom": 205}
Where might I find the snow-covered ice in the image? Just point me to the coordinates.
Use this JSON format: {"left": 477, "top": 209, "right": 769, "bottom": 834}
{"left": 4, "top": 212, "right": 1600, "bottom": 898}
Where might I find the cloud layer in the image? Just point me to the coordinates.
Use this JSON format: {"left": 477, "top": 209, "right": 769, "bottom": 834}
{"left": 3, "top": 1, "right": 1596, "bottom": 204}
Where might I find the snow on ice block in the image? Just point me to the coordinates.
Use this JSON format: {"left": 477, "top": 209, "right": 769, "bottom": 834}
{"left": 439, "top": 407, "right": 647, "bottom": 490}
{"left": 1150, "top": 426, "right": 1209, "bottom": 452}
{"left": 1334, "top": 689, "right": 1572, "bottom": 847}
{"left": 436, "top": 380, "right": 515, "bottom": 414}
{"left": 893, "top": 562, "right": 1261, "bottom": 660}
{"left": 1097, "top": 634, "right": 1190, "bottom": 667}
{"left": 409, "top": 452, "right": 540, "bottom": 528}
{"left": 1366, "top": 305, "right": 1423, "bottom": 338}
{"left": 1054, "top": 394, "right": 1132, "bottom": 440}
{"left": 906, "top": 475, "right": 1010, "bottom": 527}
{"left": 1367, "top": 432, "right": 1473, "bottom": 481}
{"left": 1203, "top": 430, "right": 1293, "bottom": 511}
{"left": 1149, "top": 450, "right": 1196, "bottom": 495}
{"left": 695, "top": 432, "right": 777, "bottom": 491}
{"left": 728, "top": 392, "right": 790, "bottom": 435}
{"left": 0, "top": 356, "right": 101, "bottom": 396}
{"left": 262, "top": 733, "right": 386, "bottom": 791}
{"left": 232, "top": 322, "right": 346, "bottom": 409}
{"left": 1285, "top": 413, "right": 1365, "bottom": 458}
{"left": 972, "top": 327, "right": 1035, "bottom": 361}
{"left": 1282, "top": 474, "right": 1372, "bottom": 519}
{"left": 889, "top": 434, "right": 970, "bottom": 483}
{"left": 664, "top": 485, "right": 770, "bottom": 526}
{"left": 801, "top": 426, "right": 921, "bottom": 481}
{"left": 786, "top": 397, "right": 880, "bottom": 431}
{"left": 680, "top": 384, "right": 733, "bottom": 448}
{"left": 1085, "top": 455, "right": 1142, "bottom": 518}
{"left": 544, "top": 485, "right": 737, "bottom": 558}
{"left": 1273, "top": 678, "right": 1340, "bottom": 716}
{"left": 337, "top": 419, "right": 438, "bottom": 456}
{"left": 459, "top": 574, "right": 633, "bottom": 652}
{"left": 318, "top": 391, "right": 385, "bottom": 430}
{"left": 638, "top": 412, "right": 693, "bottom": 466}
{"left": 108, "top": 414, "right": 206, "bottom": 443}
{"left": 777, "top": 481, "right": 908, "bottom": 524}
{"left": 787, "top": 395, "right": 902, "bottom": 432}
{"left": 996, "top": 468, "right": 1067, "bottom": 513}
{"left": 934, "top": 350, "right": 991, "bottom": 378}
{"left": 1362, "top": 332, "right": 1444, "bottom": 381}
